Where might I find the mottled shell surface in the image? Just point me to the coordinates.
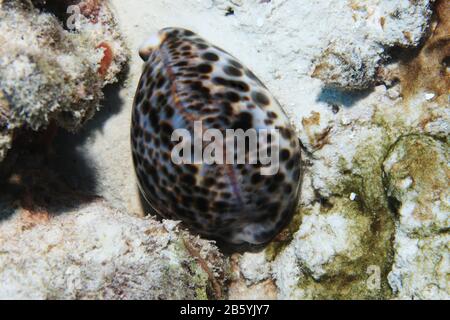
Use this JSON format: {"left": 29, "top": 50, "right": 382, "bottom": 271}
{"left": 131, "top": 28, "right": 302, "bottom": 246}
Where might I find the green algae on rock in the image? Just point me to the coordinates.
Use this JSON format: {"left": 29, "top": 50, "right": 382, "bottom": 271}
{"left": 383, "top": 135, "right": 449, "bottom": 236}
{"left": 384, "top": 134, "right": 449, "bottom": 299}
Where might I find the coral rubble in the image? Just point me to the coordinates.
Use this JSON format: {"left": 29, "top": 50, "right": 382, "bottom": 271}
{"left": 0, "top": 0, "right": 128, "bottom": 162}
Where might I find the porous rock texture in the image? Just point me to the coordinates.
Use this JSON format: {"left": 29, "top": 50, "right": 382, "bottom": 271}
{"left": 0, "top": 0, "right": 448, "bottom": 300}
{"left": 385, "top": 135, "right": 449, "bottom": 299}
{"left": 0, "top": 200, "right": 227, "bottom": 299}
{"left": 0, "top": 0, "right": 128, "bottom": 162}
{"left": 311, "top": 0, "right": 434, "bottom": 89}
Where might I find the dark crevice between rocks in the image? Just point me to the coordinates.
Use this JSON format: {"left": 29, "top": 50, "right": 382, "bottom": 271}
{"left": 386, "top": 196, "right": 401, "bottom": 219}
{"left": 443, "top": 55, "right": 450, "bottom": 68}
{"left": 381, "top": 137, "right": 403, "bottom": 221}
{"left": 298, "top": 138, "right": 315, "bottom": 160}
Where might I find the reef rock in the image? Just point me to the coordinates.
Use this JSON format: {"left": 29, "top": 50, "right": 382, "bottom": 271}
{"left": 0, "top": 0, "right": 128, "bottom": 162}
{"left": 0, "top": 200, "right": 228, "bottom": 299}
{"left": 311, "top": 0, "right": 434, "bottom": 89}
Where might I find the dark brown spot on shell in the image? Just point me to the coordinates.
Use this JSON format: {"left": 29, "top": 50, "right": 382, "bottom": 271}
{"left": 202, "top": 52, "right": 219, "bottom": 61}
{"left": 224, "top": 65, "right": 243, "bottom": 77}
{"left": 252, "top": 91, "right": 270, "bottom": 106}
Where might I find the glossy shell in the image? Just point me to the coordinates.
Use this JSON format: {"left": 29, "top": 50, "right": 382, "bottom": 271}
{"left": 131, "top": 28, "right": 302, "bottom": 245}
